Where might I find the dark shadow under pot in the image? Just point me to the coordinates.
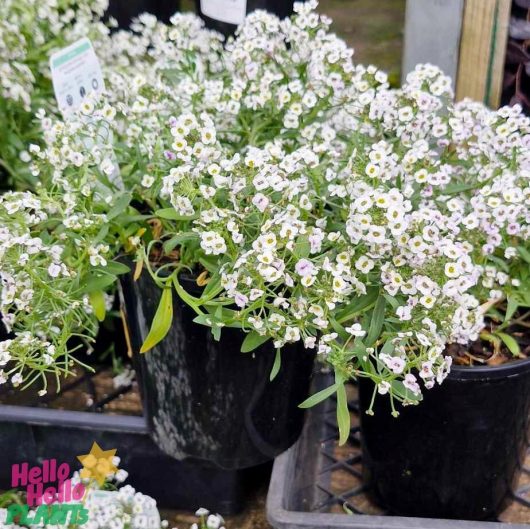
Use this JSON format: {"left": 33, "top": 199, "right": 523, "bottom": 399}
{"left": 120, "top": 269, "right": 315, "bottom": 470}
{"left": 359, "top": 358, "right": 530, "bottom": 520}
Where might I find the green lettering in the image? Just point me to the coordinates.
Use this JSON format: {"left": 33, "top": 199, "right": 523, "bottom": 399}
{"left": 32, "top": 505, "right": 51, "bottom": 525}
{"left": 6, "top": 504, "right": 27, "bottom": 524}
{"left": 69, "top": 504, "right": 89, "bottom": 526}
{"left": 49, "top": 504, "right": 69, "bottom": 525}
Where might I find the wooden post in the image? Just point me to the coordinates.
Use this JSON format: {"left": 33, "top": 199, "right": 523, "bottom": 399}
{"left": 455, "top": 0, "right": 512, "bottom": 107}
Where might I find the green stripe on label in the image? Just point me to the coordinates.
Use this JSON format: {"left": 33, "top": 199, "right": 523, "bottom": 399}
{"left": 52, "top": 41, "right": 91, "bottom": 68}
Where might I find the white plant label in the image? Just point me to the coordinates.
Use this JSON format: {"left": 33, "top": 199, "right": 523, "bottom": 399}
{"left": 50, "top": 37, "right": 104, "bottom": 115}
{"left": 49, "top": 38, "right": 123, "bottom": 190}
{"left": 201, "top": 0, "right": 247, "bottom": 25}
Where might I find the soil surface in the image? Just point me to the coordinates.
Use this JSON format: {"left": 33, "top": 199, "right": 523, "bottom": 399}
{"left": 446, "top": 320, "right": 530, "bottom": 366}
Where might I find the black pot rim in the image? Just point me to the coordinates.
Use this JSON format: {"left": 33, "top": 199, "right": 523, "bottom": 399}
{"left": 448, "top": 355, "right": 530, "bottom": 381}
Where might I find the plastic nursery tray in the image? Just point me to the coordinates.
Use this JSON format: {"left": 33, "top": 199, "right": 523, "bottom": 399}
{"left": 0, "top": 365, "right": 265, "bottom": 514}
{"left": 267, "top": 372, "right": 530, "bottom": 529}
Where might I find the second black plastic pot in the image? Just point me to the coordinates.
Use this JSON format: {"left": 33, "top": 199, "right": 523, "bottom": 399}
{"left": 120, "top": 270, "right": 315, "bottom": 470}
{"left": 359, "top": 358, "right": 530, "bottom": 520}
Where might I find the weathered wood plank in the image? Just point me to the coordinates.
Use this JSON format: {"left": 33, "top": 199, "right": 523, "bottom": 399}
{"left": 456, "top": 0, "right": 512, "bottom": 106}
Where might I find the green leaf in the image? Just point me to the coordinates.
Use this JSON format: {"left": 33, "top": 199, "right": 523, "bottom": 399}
{"left": 199, "top": 257, "right": 218, "bottom": 274}
{"left": 518, "top": 247, "right": 530, "bottom": 264}
{"left": 212, "top": 325, "right": 222, "bottom": 341}
{"left": 293, "top": 235, "right": 310, "bottom": 259}
{"left": 495, "top": 332, "right": 521, "bottom": 356}
{"left": 336, "top": 287, "right": 379, "bottom": 324}
{"left": 172, "top": 275, "right": 202, "bottom": 307}
{"left": 505, "top": 296, "right": 518, "bottom": 323}
{"left": 163, "top": 232, "right": 198, "bottom": 253}
{"left": 89, "top": 290, "right": 106, "bottom": 322}
{"left": 155, "top": 208, "right": 198, "bottom": 221}
{"left": 93, "top": 224, "right": 110, "bottom": 244}
{"left": 299, "top": 383, "right": 339, "bottom": 408}
{"left": 241, "top": 331, "right": 270, "bottom": 353}
{"left": 442, "top": 182, "right": 477, "bottom": 194}
{"left": 193, "top": 314, "right": 214, "bottom": 327}
{"left": 107, "top": 193, "right": 132, "bottom": 220}
{"left": 270, "top": 349, "right": 282, "bottom": 381}
{"left": 365, "top": 294, "right": 386, "bottom": 346}
{"left": 391, "top": 380, "right": 422, "bottom": 403}
{"left": 140, "top": 288, "right": 173, "bottom": 353}
{"left": 379, "top": 340, "right": 394, "bottom": 356}
{"left": 383, "top": 294, "right": 399, "bottom": 310}
{"left": 336, "top": 381, "right": 351, "bottom": 446}
{"left": 487, "top": 254, "right": 510, "bottom": 273}
{"left": 97, "top": 261, "right": 131, "bottom": 276}
{"left": 80, "top": 273, "right": 117, "bottom": 294}
{"left": 201, "top": 273, "right": 222, "bottom": 301}
{"left": 329, "top": 317, "right": 349, "bottom": 340}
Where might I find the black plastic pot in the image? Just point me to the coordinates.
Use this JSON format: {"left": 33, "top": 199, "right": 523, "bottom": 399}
{"left": 106, "top": 0, "right": 180, "bottom": 28}
{"left": 359, "top": 359, "right": 530, "bottom": 520}
{"left": 119, "top": 270, "right": 315, "bottom": 470}
{"left": 195, "top": 0, "right": 295, "bottom": 36}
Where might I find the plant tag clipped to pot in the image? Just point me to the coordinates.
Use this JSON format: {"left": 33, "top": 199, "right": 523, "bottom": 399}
{"left": 201, "top": 0, "right": 247, "bottom": 25}
{"left": 49, "top": 38, "right": 124, "bottom": 190}
{"left": 50, "top": 37, "right": 104, "bottom": 115}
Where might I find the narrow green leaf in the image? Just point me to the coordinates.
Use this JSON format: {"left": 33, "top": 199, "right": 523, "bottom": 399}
{"left": 293, "top": 235, "right": 310, "bottom": 258}
{"left": 193, "top": 314, "right": 213, "bottom": 327}
{"left": 379, "top": 340, "right": 394, "bottom": 356}
{"left": 383, "top": 294, "right": 399, "bottom": 310}
{"left": 89, "top": 290, "right": 106, "bottom": 322}
{"left": 336, "top": 287, "right": 379, "bottom": 324}
{"left": 518, "top": 246, "right": 530, "bottom": 264}
{"left": 80, "top": 273, "right": 117, "bottom": 294}
{"left": 270, "top": 349, "right": 282, "bottom": 381}
{"left": 212, "top": 325, "right": 222, "bottom": 341}
{"left": 107, "top": 193, "right": 132, "bottom": 220}
{"left": 163, "top": 232, "right": 198, "bottom": 253}
{"left": 93, "top": 224, "right": 109, "bottom": 244}
{"left": 329, "top": 317, "right": 349, "bottom": 340}
{"left": 336, "top": 382, "right": 351, "bottom": 446}
{"left": 365, "top": 294, "right": 386, "bottom": 346}
{"left": 201, "top": 272, "right": 222, "bottom": 301}
{"left": 505, "top": 296, "right": 518, "bottom": 323}
{"left": 442, "top": 182, "right": 477, "bottom": 194}
{"left": 299, "top": 383, "right": 339, "bottom": 408}
{"left": 496, "top": 332, "right": 521, "bottom": 356}
{"left": 140, "top": 288, "right": 173, "bottom": 353}
{"left": 391, "top": 380, "right": 422, "bottom": 403}
{"left": 98, "top": 261, "right": 131, "bottom": 276}
{"left": 199, "top": 257, "right": 218, "bottom": 274}
{"left": 241, "top": 331, "right": 270, "bottom": 353}
{"left": 172, "top": 276, "right": 202, "bottom": 311}
{"left": 155, "top": 208, "right": 198, "bottom": 221}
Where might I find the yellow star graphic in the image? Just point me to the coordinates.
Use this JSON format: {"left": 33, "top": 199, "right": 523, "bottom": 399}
{"left": 77, "top": 442, "right": 118, "bottom": 486}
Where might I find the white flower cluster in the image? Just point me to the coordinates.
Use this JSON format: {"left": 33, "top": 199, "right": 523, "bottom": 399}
{"left": 0, "top": 189, "right": 110, "bottom": 390}
{"left": 0, "top": 0, "right": 110, "bottom": 188}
